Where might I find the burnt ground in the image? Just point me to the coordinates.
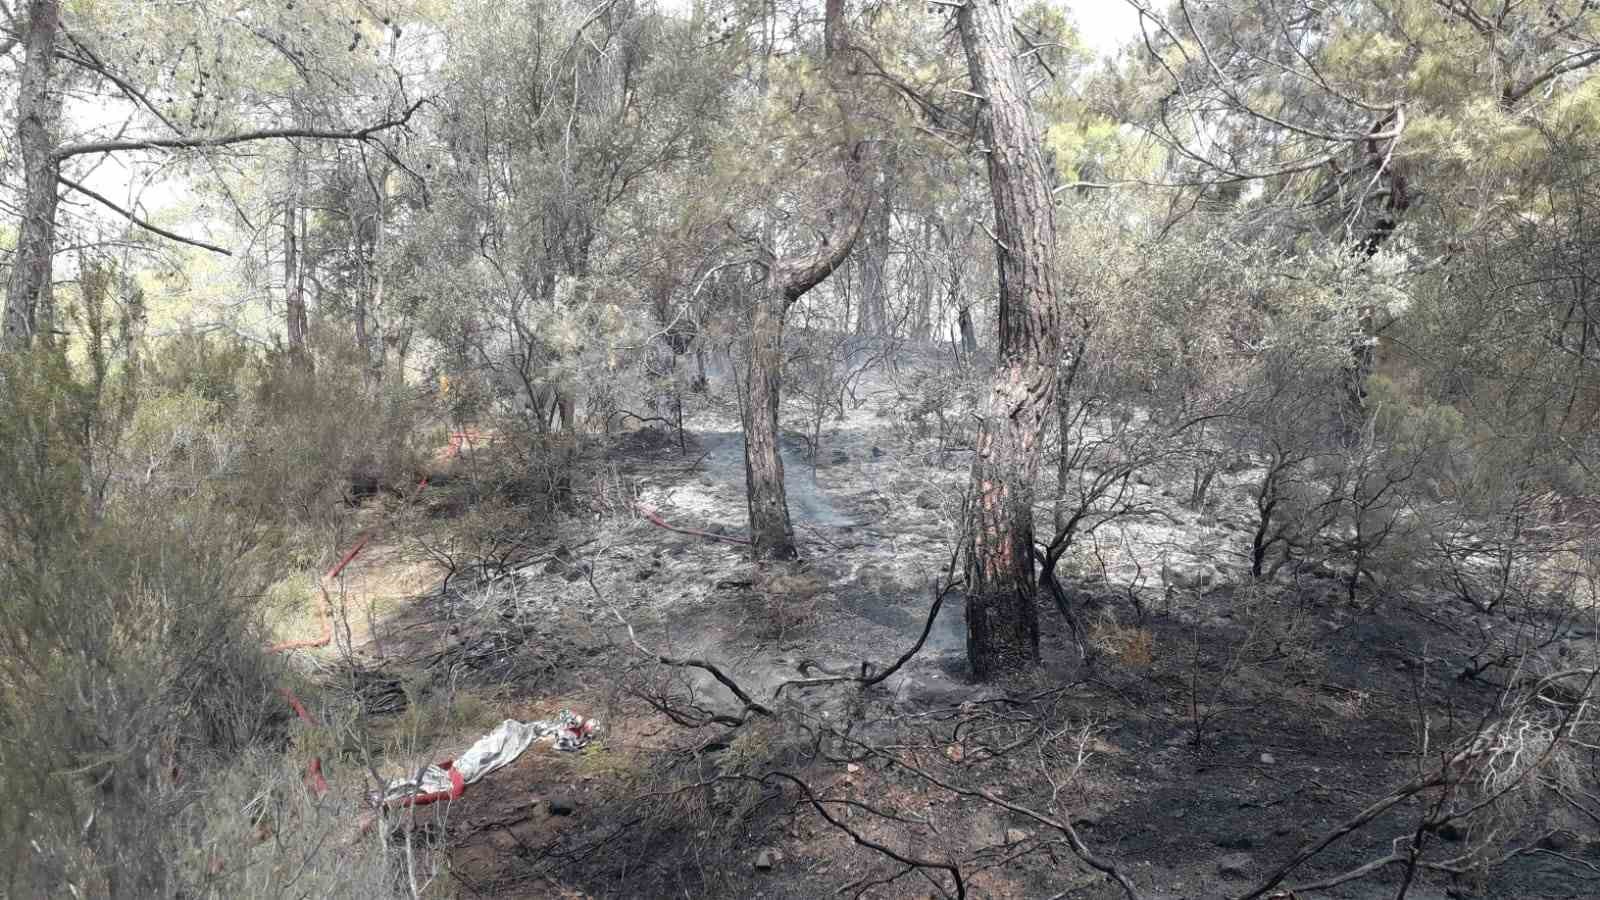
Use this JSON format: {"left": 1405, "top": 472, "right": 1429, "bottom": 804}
{"left": 330, "top": 351, "right": 1599, "bottom": 900}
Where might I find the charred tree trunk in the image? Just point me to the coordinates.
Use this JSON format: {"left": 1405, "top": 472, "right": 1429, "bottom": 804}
{"left": 2, "top": 0, "right": 62, "bottom": 351}
{"left": 959, "top": 0, "right": 1067, "bottom": 681}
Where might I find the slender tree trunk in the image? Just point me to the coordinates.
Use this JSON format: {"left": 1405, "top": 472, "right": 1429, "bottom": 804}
{"left": 824, "top": 0, "right": 845, "bottom": 56}
{"left": 744, "top": 291, "right": 798, "bottom": 560}
{"left": 742, "top": 148, "right": 872, "bottom": 560}
{"left": 1055, "top": 334, "right": 1087, "bottom": 532}
{"left": 2, "top": 0, "right": 62, "bottom": 351}
{"left": 353, "top": 223, "right": 372, "bottom": 373}
{"left": 557, "top": 392, "right": 576, "bottom": 431}
{"left": 737, "top": 0, "right": 870, "bottom": 562}
{"left": 959, "top": 0, "right": 1067, "bottom": 681}
{"left": 957, "top": 305, "right": 977, "bottom": 356}
{"left": 283, "top": 201, "right": 310, "bottom": 365}
{"left": 1342, "top": 304, "right": 1377, "bottom": 444}
{"left": 857, "top": 160, "right": 892, "bottom": 336}
{"left": 915, "top": 218, "right": 934, "bottom": 340}
{"left": 353, "top": 168, "right": 387, "bottom": 383}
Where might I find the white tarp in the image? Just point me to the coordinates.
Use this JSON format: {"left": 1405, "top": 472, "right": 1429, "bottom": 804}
{"left": 378, "top": 709, "right": 598, "bottom": 807}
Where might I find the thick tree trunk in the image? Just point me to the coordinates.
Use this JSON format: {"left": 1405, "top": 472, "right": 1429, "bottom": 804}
{"left": 2, "top": 0, "right": 63, "bottom": 351}
{"left": 959, "top": 0, "right": 1067, "bottom": 681}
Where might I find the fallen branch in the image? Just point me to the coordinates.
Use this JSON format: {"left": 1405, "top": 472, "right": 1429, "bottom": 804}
{"left": 779, "top": 542, "right": 964, "bottom": 697}
{"left": 1237, "top": 666, "right": 1599, "bottom": 898}
{"left": 835, "top": 726, "right": 1145, "bottom": 900}
{"left": 589, "top": 568, "right": 774, "bottom": 723}
{"left": 762, "top": 770, "right": 965, "bottom": 898}
{"left": 776, "top": 572, "right": 962, "bottom": 697}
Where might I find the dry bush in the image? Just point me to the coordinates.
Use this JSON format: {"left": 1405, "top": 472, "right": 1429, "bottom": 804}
{"left": 890, "top": 358, "right": 986, "bottom": 462}
{"left": 164, "top": 743, "right": 412, "bottom": 900}
{"left": 1088, "top": 608, "right": 1154, "bottom": 668}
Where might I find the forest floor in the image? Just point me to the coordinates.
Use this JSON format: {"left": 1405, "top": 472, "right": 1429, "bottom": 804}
{"left": 277, "top": 345, "right": 1599, "bottom": 900}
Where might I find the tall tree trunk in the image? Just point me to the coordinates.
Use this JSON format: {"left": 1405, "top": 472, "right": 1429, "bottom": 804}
{"left": 353, "top": 224, "right": 372, "bottom": 374}
{"left": 957, "top": 304, "right": 977, "bottom": 357}
{"left": 857, "top": 159, "right": 892, "bottom": 336}
{"left": 959, "top": 0, "right": 1067, "bottom": 681}
{"left": 2, "top": 0, "right": 62, "bottom": 351}
{"left": 283, "top": 201, "right": 310, "bottom": 365}
{"left": 353, "top": 165, "right": 387, "bottom": 384}
{"left": 742, "top": 144, "right": 871, "bottom": 559}
{"left": 915, "top": 218, "right": 934, "bottom": 340}
{"left": 739, "top": 0, "right": 870, "bottom": 562}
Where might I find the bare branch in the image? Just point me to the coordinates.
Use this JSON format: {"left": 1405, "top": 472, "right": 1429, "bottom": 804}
{"left": 58, "top": 175, "right": 231, "bottom": 256}
{"left": 52, "top": 97, "right": 427, "bottom": 161}
{"left": 586, "top": 568, "right": 775, "bottom": 722}
{"left": 761, "top": 771, "right": 966, "bottom": 898}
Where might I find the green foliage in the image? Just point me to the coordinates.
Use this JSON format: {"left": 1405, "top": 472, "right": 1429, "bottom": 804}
{"left": 0, "top": 310, "right": 421, "bottom": 895}
{"left": 0, "top": 347, "right": 281, "bottom": 896}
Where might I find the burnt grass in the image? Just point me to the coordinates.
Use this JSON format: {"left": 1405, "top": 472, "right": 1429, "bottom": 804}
{"left": 367, "top": 377, "right": 1598, "bottom": 900}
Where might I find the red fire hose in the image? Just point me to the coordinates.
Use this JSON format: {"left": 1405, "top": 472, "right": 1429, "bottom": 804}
{"left": 271, "top": 431, "right": 474, "bottom": 806}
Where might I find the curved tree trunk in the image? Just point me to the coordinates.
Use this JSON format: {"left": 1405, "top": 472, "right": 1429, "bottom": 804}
{"left": 744, "top": 291, "right": 797, "bottom": 560}
{"left": 959, "top": 0, "right": 1068, "bottom": 680}
{"left": 742, "top": 140, "right": 872, "bottom": 561}
{"left": 2, "top": 0, "right": 62, "bottom": 351}
{"left": 738, "top": 0, "right": 871, "bottom": 562}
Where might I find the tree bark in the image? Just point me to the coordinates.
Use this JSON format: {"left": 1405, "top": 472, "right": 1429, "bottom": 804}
{"left": 2, "top": 0, "right": 62, "bottom": 351}
{"left": 744, "top": 290, "right": 798, "bottom": 560}
{"left": 742, "top": 141, "right": 872, "bottom": 560}
{"left": 914, "top": 218, "right": 934, "bottom": 340}
{"left": 739, "top": 0, "right": 871, "bottom": 562}
{"left": 352, "top": 160, "right": 388, "bottom": 383}
{"left": 959, "top": 0, "right": 1067, "bottom": 680}
{"left": 283, "top": 201, "right": 310, "bottom": 365}
{"left": 741, "top": 138, "right": 872, "bottom": 560}
{"left": 824, "top": 0, "right": 846, "bottom": 57}
{"left": 857, "top": 159, "right": 892, "bottom": 336}
{"left": 957, "top": 304, "right": 977, "bottom": 357}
